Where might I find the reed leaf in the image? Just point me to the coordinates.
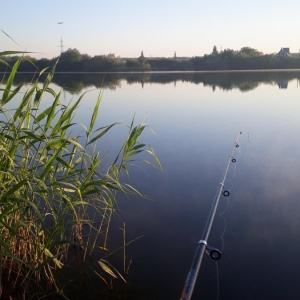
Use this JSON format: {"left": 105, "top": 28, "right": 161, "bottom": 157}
{"left": 0, "top": 58, "right": 9, "bottom": 67}
{"left": 0, "top": 29, "right": 19, "bottom": 46}
{"left": 2, "top": 84, "right": 23, "bottom": 106}
{"left": 51, "top": 97, "right": 81, "bottom": 136}
{"left": 66, "top": 137, "right": 84, "bottom": 150}
{"left": 1, "top": 59, "right": 21, "bottom": 105}
{"left": 34, "top": 106, "right": 53, "bottom": 123}
{"left": 43, "top": 60, "right": 58, "bottom": 90}
{"left": 0, "top": 51, "right": 31, "bottom": 56}
{"left": 39, "top": 141, "right": 67, "bottom": 180}
{"left": 87, "top": 90, "right": 102, "bottom": 137}
{"left": 13, "top": 85, "right": 36, "bottom": 122}
{"left": 45, "top": 91, "right": 61, "bottom": 131}
{"left": 42, "top": 247, "right": 63, "bottom": 269}
{"left": 87, "top": 122, "right": 119, "bottom": 145}
{"left": 1, "top": 179, "right": 28, "bottom": 200}
{"left": 20, "top": 129, "right": 44, "bottom": 141}
{"left": 124, "top": 125, "right": 146, "bottom": 153}
{"left": 99, "top": 259, "right": 127, "bottom": 283}
{"left": 145, "top": 147, "right": 162, "bottom": 170}
{"left": 98, "top": 260, "right": 117, "bottom": 279}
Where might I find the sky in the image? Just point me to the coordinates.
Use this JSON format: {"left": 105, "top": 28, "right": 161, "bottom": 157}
{"left": 1, "top": 0, "right": 300, "bottom": 59}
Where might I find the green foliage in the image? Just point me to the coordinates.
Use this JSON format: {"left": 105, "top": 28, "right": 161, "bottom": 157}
{"left": 2, "top": 44, "right": 300, "bottom": 73}
{"left": 237, "top": 46, "right": 261, "bottom": 57}
{"left": 60, "top": 48, "right": 83, "bottom": 63}
{"left": 0, "top": 58, "right": 161, "bottom": 299}
{"left": 83, "top": 54, "right": 122, "bottom": 72}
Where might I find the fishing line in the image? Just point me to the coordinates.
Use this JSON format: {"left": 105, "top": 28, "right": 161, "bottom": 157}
{"left": 218, "top": 197, "right": 229, "bottom": 253}
{"left": 218, "top": 138, "right": 242, "bottom": 250}
{"left": 213, "top": 185, "right": 230, "bottom": 300}
{"left": 212, "top": 185, "right": 230, "bottom": 300}
{"left": 213, "top": 134, "right": 243, "bottom": 300}
{"left": 226, "top": 144, "right": 242, "bottom": 188}
{"left": 215, "top": 261, "right": 220, "bottom": 300}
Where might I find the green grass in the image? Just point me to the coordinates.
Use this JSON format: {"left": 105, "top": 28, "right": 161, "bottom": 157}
{"left": 0, "top": 56, "right": 161, "bottom": 299}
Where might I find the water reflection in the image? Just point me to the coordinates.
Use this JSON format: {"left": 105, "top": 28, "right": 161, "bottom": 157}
{"left": 277, "top": 79, "right": 288, "bottom": 89}
{"left": 4, "top": 70, "right": 300, "bottom": 94}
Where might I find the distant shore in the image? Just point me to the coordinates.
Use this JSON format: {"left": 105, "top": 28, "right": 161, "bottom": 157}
{"left": 2, "top": 47, "right": 300, "bottom": 73}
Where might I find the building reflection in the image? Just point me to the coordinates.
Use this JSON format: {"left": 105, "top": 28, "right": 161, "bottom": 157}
{"left": 277, "top": 80, "right": 288, "bottom": 89}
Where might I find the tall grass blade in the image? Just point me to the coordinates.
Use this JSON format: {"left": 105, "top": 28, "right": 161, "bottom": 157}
{"left": 87, "top": 90, "right": 102, "bottom": 138}
{"left": 0, "top": 30, "right": 20, "bottom": 46}
{"left": 13, "top": 85, "right": 36, "bottom": 122}
{"left": 45, "top": 91, "right": 61, "bottom": 131}
{"left": 39, "top": 141, "right": 67, "bottom": 180}
{"left": 98, "top": 260, "right": 117, "bottom": 279}
{"left": 1, "top": 59, "right": 21, "bottom": 105}
{"left": 87, "top": 123, "right": 119, "bottom": 145}
{"left": 0, "top": 51, "right": 31, "bottom": 56}
{"left": 52, "top": 97, "right": 82, "bottom": 136}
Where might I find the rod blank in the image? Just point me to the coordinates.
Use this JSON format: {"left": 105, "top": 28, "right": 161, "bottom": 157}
{"left": 180, "top": 132, "right": 242, "bottom": 300}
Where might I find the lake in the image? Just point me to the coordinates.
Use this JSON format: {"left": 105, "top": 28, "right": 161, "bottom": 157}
{"left": 4, "top": 71, "right": 300, "bottom": 299}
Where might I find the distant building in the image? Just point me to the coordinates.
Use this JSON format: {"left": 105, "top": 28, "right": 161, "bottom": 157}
{"left": 278, "top": 47, "right": 290, "bottom": 57}
{"left": 277, "top": 47, "right": 300, "bottom": 58}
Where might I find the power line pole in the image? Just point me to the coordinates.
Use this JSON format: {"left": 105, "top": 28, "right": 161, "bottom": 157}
{"left": 59, "top": 37, "right": 64, "bottom": 55}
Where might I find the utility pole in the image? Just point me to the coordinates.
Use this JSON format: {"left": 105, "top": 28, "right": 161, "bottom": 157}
{"left": 59, "top": 37, "right": 64, "bottom": 55}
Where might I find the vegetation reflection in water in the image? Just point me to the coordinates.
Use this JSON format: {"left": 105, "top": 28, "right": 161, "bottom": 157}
{"left": 4, "top": 70, "right": 300, "bottom": 94}
{"left": 0, "top": 59, "right": 161, "bottom": 299}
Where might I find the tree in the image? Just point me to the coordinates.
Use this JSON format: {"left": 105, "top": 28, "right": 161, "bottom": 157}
{"left": 238, "top": 47, "right": 260, "bottom": 57}
{"left": 57, "top": 48, "right": 84, "bottom": 71}
{"left": 60, "top": 48, "right": 82, "bottom": 63}
{"left": 81, "top": 54, "right": 122, "bottom": 72}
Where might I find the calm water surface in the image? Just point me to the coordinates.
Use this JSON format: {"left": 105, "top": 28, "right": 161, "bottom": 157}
{"left": 5, "top": 72, "right": 300, "bottom": 299}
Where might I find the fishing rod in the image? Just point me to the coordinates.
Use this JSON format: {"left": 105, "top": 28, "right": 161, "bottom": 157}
{"left": 180, "top": 131, "right": 242, "bottom": 300}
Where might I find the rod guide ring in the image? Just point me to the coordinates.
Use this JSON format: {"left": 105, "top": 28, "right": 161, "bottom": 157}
{"left": 223, "top": 190, "right": 230, "bottom": 197}
{"left": 206, "top": 246, "right": 222, "bottom": 261}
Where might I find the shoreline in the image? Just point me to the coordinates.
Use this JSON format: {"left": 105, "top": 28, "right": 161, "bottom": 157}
{"left": 2, "top": 68, "right": 300, "bottom": 74}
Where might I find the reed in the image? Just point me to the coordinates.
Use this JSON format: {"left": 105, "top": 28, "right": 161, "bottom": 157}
{"left": 0, "top": 56, "right": 161, "bottom": 299}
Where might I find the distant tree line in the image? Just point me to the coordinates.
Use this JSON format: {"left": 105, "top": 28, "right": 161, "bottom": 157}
{"left": 1, "top": 46, "right": 300, "bottom": 72}
{"left": 191, "top": 47, "right": 300, "bottom": 70}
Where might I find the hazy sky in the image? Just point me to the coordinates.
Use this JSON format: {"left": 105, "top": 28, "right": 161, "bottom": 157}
{"left": 1, "top": 0, "right": 300, "bottom": 59}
